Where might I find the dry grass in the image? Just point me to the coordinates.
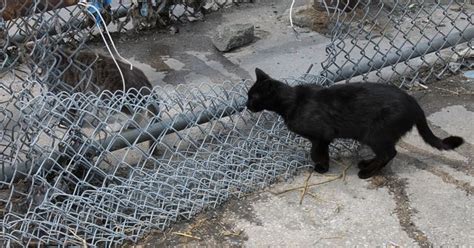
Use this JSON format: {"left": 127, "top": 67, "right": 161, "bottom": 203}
{"left": 271, "top": 159, "right": 352, "bottom": 205}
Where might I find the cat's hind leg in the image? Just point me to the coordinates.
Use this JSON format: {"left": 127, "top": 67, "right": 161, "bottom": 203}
{"left": 358, "top": 142, "right": 397, "bottom": 179}
{"left": 310, "top": 140, "right": 330, "bottom": 174}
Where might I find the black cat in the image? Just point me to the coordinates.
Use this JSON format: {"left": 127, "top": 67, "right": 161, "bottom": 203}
{"left": 246, "top": 68, "right": 464, "bottom": 179}
{"left": 44, "top": 48, "right": 161, "bottom": 154}
{"left": 47, "top": 48, "right": 161, "bottom": 125}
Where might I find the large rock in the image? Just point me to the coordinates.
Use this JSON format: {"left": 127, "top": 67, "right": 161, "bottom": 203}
{"left": 212, "top": 23, "right": 255, "bottom": 52}
{"left": 282, "top": 5, "right": 330, "bottom": 33}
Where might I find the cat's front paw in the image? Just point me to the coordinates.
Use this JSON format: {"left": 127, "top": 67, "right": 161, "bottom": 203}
{"left": 358, "top": 159, "right": 374, "bottom": 169}
{"left": 314, "top": 163, "right": 329, "bottom": 174}
{"left": 358, "top": 169, "right": 376, "bottom": 179}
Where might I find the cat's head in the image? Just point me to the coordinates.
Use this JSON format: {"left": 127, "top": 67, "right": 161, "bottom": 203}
{"left": 246, "top": 68, "right": 281, "bottom": 112}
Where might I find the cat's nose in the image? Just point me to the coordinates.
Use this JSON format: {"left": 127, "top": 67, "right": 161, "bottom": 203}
{"left": 246, "top": 99, "right": 255, "bottom": 109}
{"left": 246, "top": 101, "right": 256, "bottom": 112}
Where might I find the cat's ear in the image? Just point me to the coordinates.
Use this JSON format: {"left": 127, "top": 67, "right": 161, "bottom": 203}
{"left": 255, "top": 68, "right": 271, "bottom": 82}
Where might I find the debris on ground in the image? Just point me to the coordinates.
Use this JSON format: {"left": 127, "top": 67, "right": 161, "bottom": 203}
{"left": 448, "top": 47, "right": 474, "bottom": 73}
{"left": 270, "top": 159, "right": 352, "bottom": 207}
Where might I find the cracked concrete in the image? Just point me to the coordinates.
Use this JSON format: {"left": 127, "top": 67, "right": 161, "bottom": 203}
{"left": 102, "top": 1, "right": 474, "bottom": 246}
{"left": 370, "top": 173, "right": 431, "bottom": 247}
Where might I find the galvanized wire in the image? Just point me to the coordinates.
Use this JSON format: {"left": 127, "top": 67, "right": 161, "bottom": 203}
{"left": 1, "top": 79, "right": 325, "bottom": 246}
{"left": 314, "top": 0, "right": 474, "bottom": 87}
{"left": 0, "top": 0, "right": 472, "bottom": 246}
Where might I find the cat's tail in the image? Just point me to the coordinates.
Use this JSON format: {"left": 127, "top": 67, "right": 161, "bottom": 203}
{"left": 415, "top": 112, "right": 464, "bottom": 150}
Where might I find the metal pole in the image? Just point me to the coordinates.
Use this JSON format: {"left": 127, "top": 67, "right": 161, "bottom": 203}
{"left": 326, "top": 26, "right": 474, "bottom": 83}
{"left": 2, "top": 98, "right": 246, "bottom": 182}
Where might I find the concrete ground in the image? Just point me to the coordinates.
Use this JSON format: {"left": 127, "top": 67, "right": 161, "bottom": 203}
{"left": 96, "top": 0, "right": 324, "bottom": 86}
{"left": 96, "top": 0, "right": 474, "bottom": 246}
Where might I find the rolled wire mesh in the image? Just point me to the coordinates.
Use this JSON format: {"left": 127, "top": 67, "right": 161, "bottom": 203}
{"left": 0, "top": 0, "right": 471, "bottom": 246}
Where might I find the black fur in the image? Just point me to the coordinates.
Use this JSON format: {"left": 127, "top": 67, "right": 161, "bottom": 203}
{"left": 43, "top": 48, "right": 162, "bottom": 128}
{"left": 49, "top": 48, "right": 161, "bottom": 154}
{"left": 53, "top": 49, "right": 160, "bottom": 117}
{"left": 247, "top": 68, "right": 464, "bottom": 179}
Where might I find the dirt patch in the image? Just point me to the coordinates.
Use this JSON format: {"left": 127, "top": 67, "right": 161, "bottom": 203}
{"left": 127, "top": 196, "right": 267, "bottom": 247}
{"left": 409, "top": 72, "right": 474, "bottom": 100}
{"left": 296, "top": 7, "right": 331, "bottom": 34}
{"left": 281, "top": 3, "right": 370, "bottom": 35}
{"left": 226, "top": 195, "right": 264, "bottom": 226}
{"left": 369, "top": 173, "right": 433, "bottom": 247}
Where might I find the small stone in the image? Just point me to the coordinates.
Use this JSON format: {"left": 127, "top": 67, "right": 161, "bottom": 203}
{"left": 203, "top": 2, "right": 219, "bottom": 12}
{"left": 212, "top": 23, "right": 255, "bottom": 52}
{"left": 448, "top": 62, "right": 462, "bottom": 73}
{"left": 169, "top": 26, "right": 179, "bottom": 34}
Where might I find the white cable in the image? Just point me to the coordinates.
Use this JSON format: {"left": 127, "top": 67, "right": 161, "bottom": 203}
{"left": 82, "top": 2, "right": 134, "bottom": 69}
{"left": 78, "top": 1, "right": 126, "bottom": 93}
{"left": 289, "top": 0, "right": 300, "bottom": 40}
{"left": 321, "top": 0, "right": 332, "bottom": 16}
{"left": 78, "top": 1, "right": 133, "bottom": 93}
{"left": 289, "top": 0, "right": 295, "bottom": 28}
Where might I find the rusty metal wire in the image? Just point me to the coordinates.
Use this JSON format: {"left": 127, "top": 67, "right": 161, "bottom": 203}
{"left": 0, "top": 0, "right": 472, "bottom": 246}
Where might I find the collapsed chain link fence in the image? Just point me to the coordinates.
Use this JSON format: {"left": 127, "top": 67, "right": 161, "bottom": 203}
{"left": 0, "top": 0, "right": 473, "bottom": 246}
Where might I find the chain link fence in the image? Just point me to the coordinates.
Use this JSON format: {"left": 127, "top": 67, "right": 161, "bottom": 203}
{"left": 314, "top": 0, "right": 473, "bottom": 87}
{"left": 0, "top": 0, "right": 473, "bottom": 246}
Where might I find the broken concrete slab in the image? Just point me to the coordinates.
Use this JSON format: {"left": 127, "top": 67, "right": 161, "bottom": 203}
{"left": 212, "top": 23, "right": 255, "bottom": 52}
